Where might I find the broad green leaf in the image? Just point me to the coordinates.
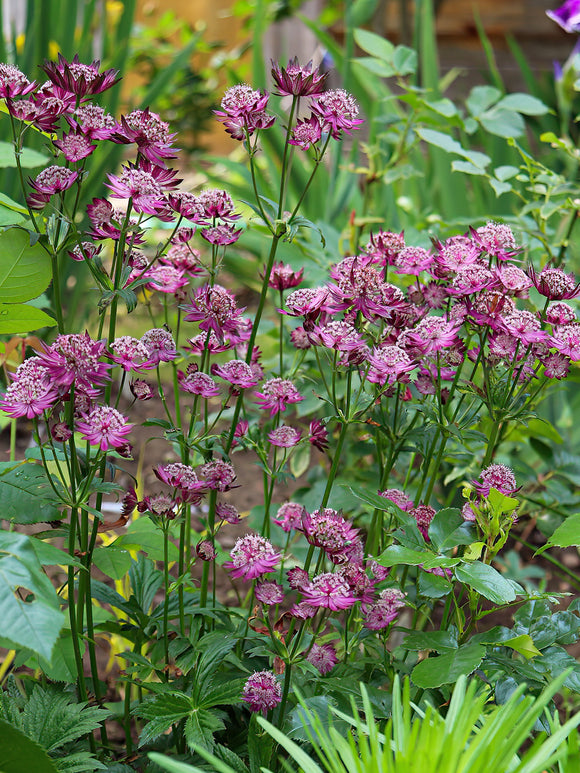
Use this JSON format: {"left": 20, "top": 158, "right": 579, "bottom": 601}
{"left": 0, "top": 229, "right": 51, "bottom": 303}
{"left": 377, "top": 544, "right": 431, "bottom": 567}
{"left": 290, "top": 442, "right": 310, "bottom": 479}
{"left": 428, "top": 508, "right": 474, "bottom": 551}
{"left": 487, "top": 488, "right": 520, "bottom": 515}
{"left": 451, "top": 160, "right": 486, "bottom": 176}
{"left": 392, "top": 46, "right": 417, "bottom": 75}
{"left": 0, "top": 462, "right": 61, "bottom": 524}
{"left": 0, "top": 303, "right": 55, "bottom": 334}
{"left": 199, "top": 679, "right": 245, "bottom": 709}
{"left": 0, "top": 719, "right": 59, "bottom": 773}
{"left": 353, "top": 28, "right": 394, "bottom": 61}
{"left": 92, "top": 545, "right": 133, "bottom": 580}
{"left": 0, "top": 141, "right": 49, "bottom": 168}
{"left": 415, "top": 128, "right": 490, "bottom": 169}
{"left": 497, "top": 93, "right": 549, "bottom": 115}
{"left": 480, "top": 108, "right": 525, "bottom": 138}
{"left": 502, "top": 634, "right": 542, "bottom": 659}
{"left": 489, "top": 179, "right": 513, "bottom": 197}
{"left": 402, "top": 630, "right": 458, "bottom": 652}
{"left": 353, "top": 57, "right": 395, "bottom": 78}
{"left": 0, "top": 532, "right": 65, "bottom": 661}
{"left": 466, "top": 85, "right": 501, "bottom": 117}
{"left": 28, "top": 538, "right": 83, "bottom": 569}
{"left": 411, "top": 643, "right": 486, "bottom": 688}
{"left": 545, "top": 513, "right": 580, "bottom": 548}
{"left": 417, "top": 570, "right": 452, "bottom": 598}
{"left": 455, "top": 561, "right": 518, "bottom": 604}
{"left": 494, "top": 165, "right": 520, "bottom": 181}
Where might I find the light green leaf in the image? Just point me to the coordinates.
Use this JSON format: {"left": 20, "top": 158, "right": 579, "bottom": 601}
{"left": 0, "top": 303, "right": 56, "bottom": 334}
{"left": 497, "top": 93, "right": 549, "bottom": 115}
{"left": 402, "top": 630, "right": 458, "bottom": 652}
{"left": 451, "top": 160, "right": 486, "bottom": 176}
{"left": 0, "top": 229, "right": 51, "bottom": 303}
{"left": 489, "top": 179, "right": 513, "bottom": 197}
{"left": 290, "top": 442, "right": 310, "bottom": 479}
{"left": 495, "top": 165, "right": 520, "bottom": 181}
{"left": 92, "top": 545, "right": 133, "bottom": 580}
{"left": 466, "top": 85, "right": 501, "bottom": 117}
{"left": 0, "top": 141, "right": 49, "bottom": 168}
{"left": 480, "top": 108, "right": 525, "bottom": 138}
{"left": 502, "top": 634, "right": 542, "bottom": 659}
{"left": 415, "top": 128, "right": 490, "bottom": 169}
{"left": 0, "top": 532, "right": 65, "bottom": 661}
{"left": 353, "top": 28, "right": 395, "bottom": 61}
{"left": 545, "top": 513, "right": 580, "bottom": 549}
{"left": 411, "top": 643, "right": 486, "bottom": 688}
{"left": 455, "top": 561, "right": 518, "bottom": 604}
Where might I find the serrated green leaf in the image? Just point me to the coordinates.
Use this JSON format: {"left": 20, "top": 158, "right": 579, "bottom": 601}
{"left": 411, "top": 643, "right": 486, "bottom": 688}
{"left": 184, "top": 709, "right": 225, "bottom": 751}
{"left": 199, "top": 679, "right": 245, "bottom": 709}
{"left": 545, "top": 513, "right": 580, "bottom": 549}
{"left": 135, "top": 693, "right": 192, "bottom": 746}
{"left": 0, "top": 229, "right": 51, "bottom": 303}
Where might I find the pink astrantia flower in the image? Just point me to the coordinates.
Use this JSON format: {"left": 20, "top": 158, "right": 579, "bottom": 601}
{"left": 473, "top": 222, "right": 519, "bottom": 261}
{"left": 366, "top": 345, "right": 415, "bottom": 385}
{"left": 309, "top": 419, "right": 329, "bottom": 452}
{"left": 405, "top": 316, "right": 461, "bottom": 355}
{"left": 215, "top": 84, "right": 276, "bottom": 140}
{"left": 110, "top": 336, "right": 154, "bottom": 372}
{"left": 0, "top": 358, "right": 59, "bottom": 418}
{"left": 184, "top": 284, "right": 248, "bottom": 340}
{"left": 27, "top": 165, "right": 79, "bottom": 208}
{"left": 301, "top": 508, "right": 360, "bottom": 561}
{"left": 70, "top": 103, "right": 116, "bottom": 139}
{"left": 197, "top": 189, "right": 240, "bottom": 221}
{"left": 177, "top": 368, "right": 221, "bottom": 397}
{"left": 395, "top": 246, "right": 433, "bottom": 276}
{"left": 54, "top": 129, "right": 96, "bottom": 161}
{"left": 379, "top": 488, "right": 414, "bottom": 512}
{"left": 310, "top": 88, "right": 364, "bottom": 139}
{"left": 289, "top": 115, "right": 323, "bottom": 150}
{"left": 554, "top": 321, "right": 580, "bottom": 359}
{"left": 76, "top": 405, "right": 132, "bottom": 451}
{"left": 546, "top": 302, "right": 576, "bottom": 326}
{"left": 130, "top": 379, "right": 153, "bottom": 401}
{"left": 225, "top": 534, "right": 281, "bottom": 580}
{"left": 212, "top": 359, "right": 259, "bottom": 389}
{"left": 42, "top": 53, "right": 120, "bottom": 97}
{"left": 154, "top": 462, "right": 204, "bottom": 494}
{"left": 542, "top": 352, "right": 571, "bottom": 379}
{"left": 161, "top": 242, "right": 202, "bottom": 276}
{"left": 242, "top": 671, "right": 282, "bottom": 713}
{"left": 529, "top": 265, "right": 580, "bottom": 300}
{"left": 268, "top": 425, "right": 302, "bottom": 447}
{"left": 144, "top": 264, "right": 188, "bottom": 294}
{"left": 113, "top": 108, "right": 177, "bottom": 164}
{"left": 366, "top": 230, "right": 406, "bottom": 265}
{"left": 0, "top": 63, "right": 36, "bottom": 98}
{"left": 107, "top": 159, "right": 180, "bottom": 215}
{"left": 305, "top": 642, "right": 338, "bottom": 674}
{"left": 200, "top": 223, "right": 243, "bottom": 245}
{"left": 198, "top": 460, "right": 236, "bottom": 491}
{"left": 410, "top": 504, "right": 436, "bottom": 540}
{"left": 271, "top": 57, "right": 328, "bottom": 96}
{"left": 472, "top": 464, "right": 518, "bottom": 497}
{"left": 363, "top": 588, "right": 406, "bottom": 630}
{"left": 273, "top": 502, "right": 306, "bottom": 531}
{"left": 267, "top": 261, "right": 304, "bottom": 291}
{"left": 141, "top": 328, "right": 178, "bottom": 364}
{"left": 216, "top": 502, "right": 241, "bottom": 524}
{"left": 255, "top": 580, "right": 284, "bottom": 605}
{"left": 254, "top": 378, "right": 303, "bottom": 416}
{"left": 301, "top": 572, "right": 357, "bottom": 610}
{"left": 37, "top": 333, "right": 110, "bottom": 391}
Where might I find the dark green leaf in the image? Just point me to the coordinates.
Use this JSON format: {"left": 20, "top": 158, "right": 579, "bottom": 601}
{"left": 411, "top": 643, "right": 486, "bottom": 688}
{"left": 402, "top": 630, "right": 458, "bottom": 652}
{"left": 0, "top": 462, "right": 61, "bottom": 524}
{"left": 455, "top": 561, "right": 518, "bottom": 604}
{"left": 184, "top": 709, "right": 225, "bottom": 751}
{"left": 0, "top": 719, "right": 59, "bottom": 773}
{"left": 545, "top": 513, "right": 580, "bottom": 549}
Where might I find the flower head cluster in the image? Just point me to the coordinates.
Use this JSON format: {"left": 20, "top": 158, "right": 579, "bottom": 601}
{"left": 225, "top": 534, "right": 281, "bottom": 580}
{"left": 242, "top": 671, "right": 282, "bottom": 712}
{"left": 215, "top": 84, "right": 276, "bottom": 140}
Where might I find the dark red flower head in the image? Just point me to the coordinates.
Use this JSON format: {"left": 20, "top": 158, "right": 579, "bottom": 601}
{"left": 41, "top": 53, "right": 120, "bottom": 97}
{"left": 271, "top": 57, "right": 328, "bottom": 96}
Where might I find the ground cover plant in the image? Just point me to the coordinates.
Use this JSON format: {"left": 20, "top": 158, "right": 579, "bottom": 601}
{"left": 1, "top": 3, "right": 580, "bottom": 771}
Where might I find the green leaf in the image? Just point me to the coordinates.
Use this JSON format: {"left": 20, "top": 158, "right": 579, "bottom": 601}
{"left": 466, "top": 85, "right": 501, "bottom": 117}
{"left": 392, "top": 46, "right": 417, "bottom": 75}
{"left": 353, "top": 28, "right": 394, "bottom": 61}
{"left": 0, "top": 229, "right": 51, "bottom": 303}
{"left": 135, "top": 693, "right": 192, "bottom": 746}
{"left": 199, "top": 679, "right": 245, "bottom": 709}
{"left": 489, "top": 179, "right": 513, "bottom": 197}
{"left": 0, "top": 719, "right": 59, "bottom": 773}
{"left": 545, "top": 513, "right": 580, "bottom": 549}
{"left": 415, "top": 128, "right": 490, "bottom": 169}
{"left": 0, "top": 303, "right": 56, "bottom": 334}
{"left": 92, "top": 545, "right": 133, "bottom": 580}
{"left": 0, "top": 462, "right": 61, "bottom": 524}
{"left": 402, "top": 630, "right": 458, "bottom": 652}
{"left": 497, "top": 93, "right": 549, "bottom": 115}
{"left": 451, "top": 160, "right": 486, "bottom": 176}
{"left": 0, "top": 142, "right": 49, "bottom": 168}
{"left": 428, "top": 508, "right": 474, "bottom": 551}
{"left": 502, "top": 634, "right": 542, "bottom": 659}
{"left": 480, "top": 108, "right": 525, "bottom": 138}
{"left": 184, "top": 709, "right": 225, "bottom": 751}
{"left": 417, "top": 570, "right": 452, "bottom": 598}
{"left": 28, "top": 538, "right": 83, "bottom": 569}
{"left": 0, "top": 532, "right": 65, "bottom": 661}
{"left": 494, "top": 165, "right": 520, "bottom": 181}
{"left": 455, "top": 561, "right": 518, "bottom": 604}
{"left": 290, "top": 442, "right": 310, "bottom": 479}
{"left": 411, "top": 643, "right": 486, "bottom": 688}
{"left": 377, "top": 544, "right": 431, "bottom": 567}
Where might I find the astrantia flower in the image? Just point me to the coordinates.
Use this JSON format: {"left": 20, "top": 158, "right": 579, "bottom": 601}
{"left": 130, "top": 379, "right": 153, "bottom": 401}
{"left": 107, "top": 160, "right": 180, "bottom": 215}
{"left": 138, "top": 492, "right": 177, "bottom": 519}
{"left": 196, "top": 540, "right": 216, "bottom": 561}
{"left": 42, "top": 53, "right": 120, "bottom": 97}
{"left": 271, "top": 57, "right": 328, "bottom": 96}
{"left": 309, "top": 419, "right": 328, "bottom": 452}
{"left": 410, "top": 504, "right": 436, "bottom": 540}
{"left": 211, "top": 359, "right": 258, "bottom": 389}
{"left": 473, "top": 222, "right": 519, "bottom": 261}
{"left": 395, "top": 246, "right": 433, "bottom": 276}
{"left": 215, "top": 84, "right": 276, "bottom": 139}
{"left": 255, "top": 580, "right": 284, "bottom": 605}
{"left": 310, "top": 88, "right": 364, "bottom": 139}
{"left": 184, "top": 284, "right": 247, "bottom": 340}
{"left": 254, "top": 378, "right": 303, "bottom": 416}
{"left": 267, "top": 261, "right": 304, "bottom": 291}
{"left": 225, "top": 534, "right": 281, "bottom": 580}
{"left": 268, "top": 425, "right": 302, "bottom": 447}
{"left": 154, "top": 462, "right": 201, "bottom": 492}
{"left": 495, "top": 264, "right": 532, "bottom": 296}
{"left": 113, "top": 108, "right": 177, "bottom": 164}
{"left": 141, "top": 328, "right": 178, "bottom": 364}
{"left": 242, "top": 671, "right": 282, "bottom": 713}
{"left": 547, "top": 0, "right": 580, "bottom": 32}
{"left": 473, "top": 464, "right": 518, "bottom": 497}
{"left": 379, "top": 488, "right": 414, "bottom": 512}
{"left": 144, "top": 264, "right": 188, "bottom": 294}
{"left": 216, "top": 502, "right": 241, "bottom": 524}
{"left": 366, "top": 230, "right": 405, "bottom": 265}
{"left": 274, "top": 502, "right": 306, "bottom": 531}
{"left": 197, "top": 189, "right": 239, "bottom": 221}
{"left": 529, "top": 265, "right": 580, "bottom": 300}
{"left": 37, "top": 332, "right": 109, "bottom": 390}
{"left": 177, "top": 369, "right": 220, "bottom": 397}
{"left": 0, "top": 63, "right": 35, "bottom": 98}
{"left": 546, "top": 302, "right": 576, "bottom": 326}
{"left": 363, "top": 588, "right": 405, "bottom": 630}
{"left": 302, "top": 508, "right": 359, "bottom": 560}
{"left": 76, "top": 405, "right": 132, "bottom": 451}
{"left": 54, "top": 129, "right": 96, "bottom": 162}
{"left": 542, "top": 352, "right": 570, "bottom": 379}
{"left": 501, "top": 309, "right": 549, "bottom": 345}
{"left": 161, "top": 243, "right": 202, "bottom": 276}
{"left": 289, "top": 115, "right": 323, "bottom": 150}
{"left": 68, "top": 240, "right": 102, "bottom": 262}
{"left": 287, "top": 567, "right": 310, "bottom": 590}
{"left": 554, "top": 321, "right": 580, "bottom": 359}
{"left": 301, "top": 572, "right": 357, "bottom": 610}
{"left": 110, "top": 336, "right": 154, "bottom": 372}
{"left": 27, "top": 165, "right": 79, "bottom": 208}
{"left": 0, "top": 358, "right": 59, "bottom": 418}
{"left": 405, "top": 316, "right": 460, "bottom": 355}
{"left": 284, "top": 287, "right": 328, "bottom": 319}
{"left": 70, "top": 103, "right": 116, "bottom": 139}
{"left": 367, "top": 345, "right": 415, "bottom": 386}
{"left": 200, "top": 223, "right": 243, "bottom": 245}
{"left": 305, "top": 642, "right": 338, "bottom": 674}
{"left": 198, "top": 460, "right": 236, "bottom": 491}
